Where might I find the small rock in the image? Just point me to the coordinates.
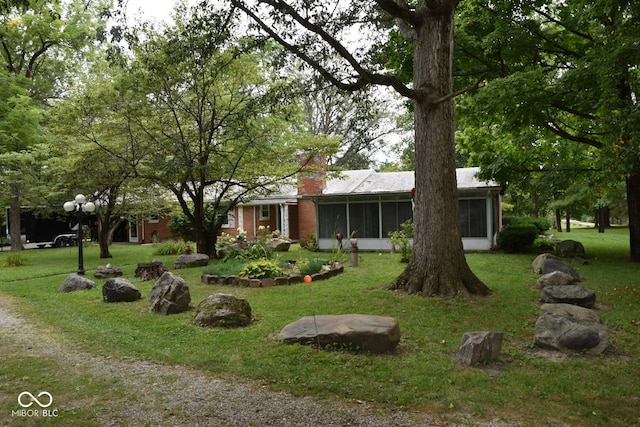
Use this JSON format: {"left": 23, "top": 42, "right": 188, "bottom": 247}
{"left": 102, "top": 278, "right": 142, "bottom": 303}
{"left": 194, "top": 293, "right": 252, "bottom": 328}
{"left": 149, "top": 272, "right": 191, "bottom": 315}
{"left": 540, "top": 284, "right": 596, "bottom": 308}
{"left": 457, "top": 331, "right": 504, "bottom": 367}
{"left": 59, "top": 274, "right": 96, "bottom": 292}
{"left": 535, "top": 270, "right": 578, "bottom": 289}
{"left": 174, "top": 253, "right": 210, "bottom": 269}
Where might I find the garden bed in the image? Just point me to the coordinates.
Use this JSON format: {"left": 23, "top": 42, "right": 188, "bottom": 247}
{"left": 201, "top": 263, "right": 344, "bottom": 288}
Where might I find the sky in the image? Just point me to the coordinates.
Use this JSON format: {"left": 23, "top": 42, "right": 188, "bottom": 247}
{"left": 124, "top": 0, "right": 179, "bottom": 23}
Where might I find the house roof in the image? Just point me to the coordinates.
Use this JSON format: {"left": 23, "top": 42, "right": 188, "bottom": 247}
{"left": 322, "top": 167, "right": 499, "bottom": 196}
{"left": 244, "top": 167, "right": 499, "bottom": 205}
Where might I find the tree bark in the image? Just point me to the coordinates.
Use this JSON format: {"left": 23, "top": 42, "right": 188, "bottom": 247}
{"left": 627, "top": 171, "right": 640, "bottom": 262}
{"left": 555, "top": 209, "right": 562, "bottom": 232}
{"left": 9, "top": 190, "right": 24, "bottom": 252}
{"left": 391, "top": 6, "right": 490, "bottom": 297}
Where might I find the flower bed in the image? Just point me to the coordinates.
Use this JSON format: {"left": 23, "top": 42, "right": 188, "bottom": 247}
{"left": 201, "top": 263, "right": 344, "bottom": 288}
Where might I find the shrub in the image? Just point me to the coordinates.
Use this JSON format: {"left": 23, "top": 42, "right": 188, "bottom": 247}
{"left": 238, "top": 259, "right": 284, "bottom": 279}
{"left": 151, "top": 240, "right": 192, "bottom": 256}
{"left": 388, "top": 219, "right": 414, "bottom": 263}
{"left": 497, "top": 224, "right": 539, "bottom": 253}
{"left": 502, "top": 216, "right": 552, "bottom": 234}
{"left": 202, "top": 259, "right": 245, "bottom": 276}
{"left": 297, "top": 258, "right": 325, "bottom": 275}
{"left": 300, "top": 233, "right": 318, "bottom": 252}
{"left": 3, "top": 253, "right": 27, "bottom": 267}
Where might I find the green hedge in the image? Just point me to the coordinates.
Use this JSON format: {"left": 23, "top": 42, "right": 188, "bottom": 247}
{"left": 497, "top": 223, "right": 539, "bottom": 253}
{"left": 502, "top": 215, "right": 552, "bottom": 234}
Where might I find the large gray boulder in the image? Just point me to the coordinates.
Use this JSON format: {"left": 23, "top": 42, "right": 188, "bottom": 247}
{"left": 532, "top": 253, "right": 560, "bottom": 274}
{"left": 59, "top": 274, "right": 96, "bottom": 292}
{"left": 540, "top": 285, "right": 596, "bottom": 308}
{"left": 278, "top": 314, "right": 401, "bottom": 353}
{"left": 457, "top": 331, "right": 504, "bottom": 367}
{"left": 194, "top": 293, "right": 252, "bottom": 328}
{"left": 534, "top": 303, "right": 609, "bottom": 355}
{"left": 535, "top": 270, "right": 579, "bottom": 289}
{"left": 102, "top": 278, "right": 142, "bottom": 303}
{"left": 556, "top": 240, "right": 586, "bottom": 258}
{"left": 149, "top": 272, "right": 191, "bottom": 315}
{"left": 174, "top": 253, "right": 210, "bottom": 269}
{"left": 542, "top": 258, "right": 581, "bottom": 281}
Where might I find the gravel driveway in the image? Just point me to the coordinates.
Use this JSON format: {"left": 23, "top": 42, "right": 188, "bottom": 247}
{"left": 0, "top": 296, "right": 516, "bottom": 427}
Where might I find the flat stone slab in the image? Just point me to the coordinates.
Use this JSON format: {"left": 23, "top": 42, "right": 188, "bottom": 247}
{"left": 277, "top": 314, "right": 400, "bottom": 353}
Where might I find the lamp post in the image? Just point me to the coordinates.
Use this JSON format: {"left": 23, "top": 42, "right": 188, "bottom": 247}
{"left": 63, "top": 194, "right": 95, "bottom": 275}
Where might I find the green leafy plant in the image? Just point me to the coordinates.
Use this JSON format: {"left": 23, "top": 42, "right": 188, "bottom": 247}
{"left": 299, "top": 232, "right": 318, "bottom": 252}
{"left": 202, "top": 258, "right": 245, "bottom": 276}
{"left": 497, "top": 223, "right": 539, "bottom": 253}
{"left": 3, "top": 253, "right": 27, "bottom": 267}
{"left": 238, "top": 259, "right": 284, "bottom": 279}
{"left": 151, "top": 240, "right": 192, "bottom": 256}
{"left": 388, "top": 219, "right": 414, "bottom": 263}
{"left": 296, "top": 258, "right": 326, "bottom": 275}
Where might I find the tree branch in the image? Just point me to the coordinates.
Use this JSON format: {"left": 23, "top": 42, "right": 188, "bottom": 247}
{"left": 433, "top": 72, "right": 487, "bottom": 104}
{"left": 231, "top": 0, "right": 419, "bottom": 99}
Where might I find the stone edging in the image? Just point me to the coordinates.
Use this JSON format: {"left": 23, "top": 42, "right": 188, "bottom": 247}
{"left": 201, "top": 264, "right": 344, "bottom": 288}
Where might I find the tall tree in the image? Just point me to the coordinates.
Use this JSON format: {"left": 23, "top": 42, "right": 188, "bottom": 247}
{"left": 127, "top": 2, "right": 338, "bottom": 257}
{"left": 453, "top": 0, "right": 640, "bottom": 261}
{"left": 0, "top": 0, "right": 109, "bottom": 250}
{"left": 46, "top": 60, "right": 170, "bottom": 258}
{"left": 231, "top": 0, "right": 490, "bottom": 296}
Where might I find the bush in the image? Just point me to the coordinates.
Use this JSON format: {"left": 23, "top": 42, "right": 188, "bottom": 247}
{"left": 151, "top": 240, "right": 192, "bottom": 256}
{"left": 297, "top": 258, "right": 325, "bottom": 275}
{"left": 238, "top": 259, "right": 284, "bottom": 279}
{"left": 202, "top": 259, "right": 245, "bottom": 276}
{"left": 502, "top": 216, "right": 552, "bottom": 234}
{"left": 497, "top": 223, "right": 539, "bottom": 253}
{"left": 3, "top": 253, "right": 27, "bottom": 267}
{"left": 300, "top": 233, "right": 318, "bottom": 252}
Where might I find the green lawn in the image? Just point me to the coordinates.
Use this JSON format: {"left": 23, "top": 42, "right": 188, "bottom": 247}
{"left": 1, "top": 228, "right": 639, "bottom": 426}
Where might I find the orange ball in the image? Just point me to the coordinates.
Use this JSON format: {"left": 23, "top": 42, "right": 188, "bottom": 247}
{"left": 304, "top": 275, "right": 312, "bottom": 283}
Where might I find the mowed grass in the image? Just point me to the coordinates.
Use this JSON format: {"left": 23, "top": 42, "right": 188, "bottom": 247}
{"left": 1, "top": 228, "right": 639, "bottom": 426}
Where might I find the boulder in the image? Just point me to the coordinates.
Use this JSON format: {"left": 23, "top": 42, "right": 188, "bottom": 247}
{"left": 541, "top": 258, "right": 581, "bottom": 281}
{"left": 194, "top": 293, "right": 252, "bottom": 328}
{"left": 534, "top": 303, "right": 609, "bottom": 355}
{"left": 532, "top": 253, "right": 560, "bottom": 274}
{"left": 266, "top": 238, "right": 291, "bottom": 252}
{"left": 94, "top": 264, "right": 123, "bottom": 279}
{"left": 59, "top": 274, "right": 96, "bottom": 292}
{"left": 174, "top": 253, "right": 210, "bottom": 269}
{"left": 556, "top": 240, "right": 586, "bottom": 258}
{"left": 102, "top": 278, "right": 142, "bottom": 303}
{"left": 457, "top": 331, "right": 504, "bottom": 367}
{"left": 149, "top": 272, "right": 191, "bottom": 315}
{"left": 278, "top": 314, "right": 401, "bottom": 353}
{"left": 216, "top": 241, "right": 249, "bottom": 258}
{"left": 535, "top": 270, "right": 578, "bottom": 289}
{"left": 540, "top": 285, "right": 596, "bottom": 308}
{"left": 135, "top": 260, "right": 168, "bottom": 281}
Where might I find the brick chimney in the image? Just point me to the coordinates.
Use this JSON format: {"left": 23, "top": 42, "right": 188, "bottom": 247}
{"left": 297, "top": 155, "right": 326, "bottom": 240}
{"left": 297, "top": 154, "right": 326, "bottom": 195}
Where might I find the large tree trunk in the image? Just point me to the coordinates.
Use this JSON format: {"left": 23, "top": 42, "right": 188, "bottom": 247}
{"left": 627, "top": 171, "right": 640, "bottom": 262}
{"left": 391, "top": 6, "right": 489, "bottom": 297}
{"left": 9, "top": 190, "right": 24, "bottom": 252}
{"left": 97, "top": 216, "right": 113, "bottom": 259}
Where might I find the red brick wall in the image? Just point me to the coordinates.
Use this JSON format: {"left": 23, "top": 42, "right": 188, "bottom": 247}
{"left": 297, "top": 198, "right": 316, "bottom": 240}
{"left": 143, "top": 217, "right": 173, "bottom": 243}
